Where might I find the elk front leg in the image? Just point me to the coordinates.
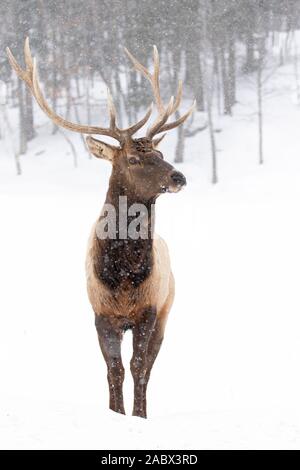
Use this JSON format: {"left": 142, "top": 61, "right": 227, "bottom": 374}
{"left": 131, "top": 307, "right": 156, "bottom": 418}
{"left": 95, "top": 314, "right": 125, "bottom": 415}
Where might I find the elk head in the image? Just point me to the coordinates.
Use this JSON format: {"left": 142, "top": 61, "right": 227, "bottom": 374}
{"left": 6, "top": 39, "right": 195, "bottom": 201}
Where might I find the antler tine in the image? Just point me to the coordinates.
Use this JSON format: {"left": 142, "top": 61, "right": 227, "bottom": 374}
{"left": 126, "top": 102, "right": 153, "bottom": 136}
{"left": 125, "top": 45, "right": 195, "bottom": 139}
{"left": 24, "top": 36, "right": 33, "bottom": 73}
{"left": 7, "top": 38, "right": 152, "bottom": 144}
{"left": 6, "top": 46, "right": 31, "bottom": 87}
{"left": 107, "top": 88, "right": 153, "bottom": 139}
{"left": 125, "top": 46, "right": 165, "bottom": 115}
{"left": 152, "top": 45, "right": 164, "bottom": 114}
{"left": 147, "top": 96, "right": 174, "bottom": 139}
{"left": 7, "top": 38, "right": 193, "bottom": 145}
{"left": 7, "top": 39, "right": 121, "bottom": 137}
{"left": 152, "top": 133, "right": 166, "bottom": 147}
{"left": 124, "top": 47, "right": 152, "bottom": 81}
{"left": 155, "top": 100, "right": 197, "bottom": 135}
{"left": 170, "top": 80, "right": 183, "bottom": 114}
{"left": 30, "top": 54, "right": 115, "bottom": 136}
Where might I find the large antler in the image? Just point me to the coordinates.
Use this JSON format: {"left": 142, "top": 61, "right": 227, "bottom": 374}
{"left": 6, "top": 38, "right": 152, "bottom": 145}
{"left": 125, "top": 46, "right": 196, "bottom": 139}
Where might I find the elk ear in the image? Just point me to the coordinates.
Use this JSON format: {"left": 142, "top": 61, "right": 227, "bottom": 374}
{"left": 86, "top": 136, "right": 118, "bottom": 162}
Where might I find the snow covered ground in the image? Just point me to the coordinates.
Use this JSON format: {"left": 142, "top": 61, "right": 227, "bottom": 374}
{"left": 1, "top": 59, "right": 300, "bottom": 449}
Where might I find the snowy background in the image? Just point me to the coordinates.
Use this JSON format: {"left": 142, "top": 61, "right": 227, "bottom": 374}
{"left": 1, "top": 0, "right": 300, "bottom": 450}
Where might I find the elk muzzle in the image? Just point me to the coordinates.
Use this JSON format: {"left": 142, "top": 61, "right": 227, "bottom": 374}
{"left": 167, "top": 170, "right": 187, "bottom": 193}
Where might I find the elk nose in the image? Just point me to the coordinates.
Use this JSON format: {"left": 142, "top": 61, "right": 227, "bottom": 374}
{"left": 171, "top": 171, "right": 186, "bottom": 186}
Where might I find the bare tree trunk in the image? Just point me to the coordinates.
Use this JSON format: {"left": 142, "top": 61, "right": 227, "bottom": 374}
{"left": 174, "top": 111, "right": 185, "bottom": 163}
{"left": 52, "top": 29, "right": 58, "bottom": 135}
{"left": 279, "top": 46, "right": 284, "bottom": 66}
{"left": 185, "top": 46, "right": 204, "bottom": 111}
{"left": 86, "top": 76, "right": 91, "bottom": 126}
{"left": 1, "top": 99, "right": 22, "bottom": 175}
{"left": 25, "top": 88, "right": 35, "bottom": 141}
{"left": 172, "top": 49, "right": 186, "bottom": 163}
{"left": 294, "top": 38, "right": 300, "bottom": 104}
{"left": 113, "top": 71, "right": 123, "bottom": 128}
{"left": 129, "top": 71, "right": 138, "bottom": 123}
{"left": 75, "top": 75, "right": 81, "bottom": 98}
{"left": 15, "top": 151, "right": 22, "bottom": 175}
{"left": 85, "top": 74, "right": 92, "bottom": 159}
{"left": 124, "top": 67, "right": 132, "bottom": 125}
{"left": 18, "top": 79, "right": 27, "bottom": 155}
{"left": 71, "top": 97, "right": 90, "bottom": 156}
{"left": 65, "top": 80, "right": 72, "bottom": 119}
{"left": 207, "top": 93, "right": 217, "bottom": 184}
{"left": 245, "top": 29, "right": 255, "bottom": 72}
{"left": 211, "top": 34, "right": 221, "bottom": 116}
{"left": 220, "top": 43, "right": 231, "bottom": 115}
{"left": 284, "top": 29, "right": 292, "bottom": 60}
{"left": 212, "top": 45, "right": 221, "bottom": 116}
{"left": 203, "top": 0, "right": 218, "bottom": 183}
{"left": 228, "top": 32, "right": 236, "bottom": 108}
{"left": 195, "top": 51, "right": 205, "bottom": 112}
{"left": 257, "top": 40, "right": 264, "bottom": 165}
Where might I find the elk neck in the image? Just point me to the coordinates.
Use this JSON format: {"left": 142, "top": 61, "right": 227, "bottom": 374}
{"left": 94, "top": 168, "right": 156, "bottom": 290}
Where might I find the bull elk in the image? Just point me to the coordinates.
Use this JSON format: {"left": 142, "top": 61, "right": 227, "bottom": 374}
{"left": 7, "top": 39, "right": 195, "bottom": 418}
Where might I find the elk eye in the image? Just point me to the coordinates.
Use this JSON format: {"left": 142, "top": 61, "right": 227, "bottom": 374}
{"left": 128, "top": 157, "right": 140, "bottom": 165}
